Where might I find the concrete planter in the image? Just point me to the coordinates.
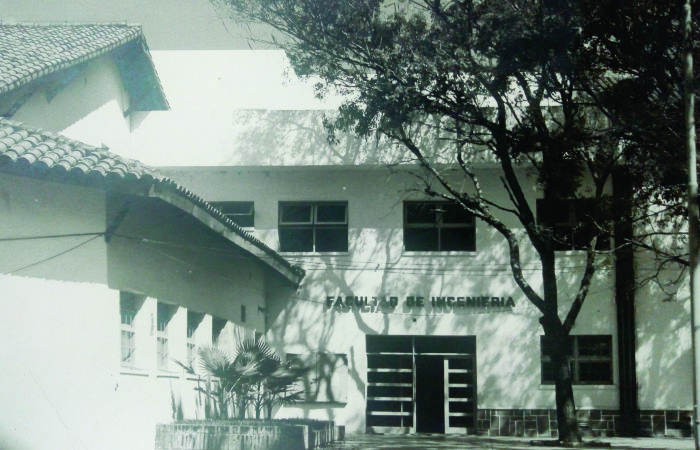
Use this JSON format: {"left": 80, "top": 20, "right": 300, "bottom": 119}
{"left": 154, "top": 419, "right": 342, "bottom": 450}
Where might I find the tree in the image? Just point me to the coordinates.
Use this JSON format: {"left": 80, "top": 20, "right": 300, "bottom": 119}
{"left": 213, "top": 0, "right": 686, "bottom": 442}
{"left": 577, "top": 0, "right": 692, "bottom": 283}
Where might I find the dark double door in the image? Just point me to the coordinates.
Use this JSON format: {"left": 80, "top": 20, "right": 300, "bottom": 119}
{"left": 366, "top": 335, "right": 477, "bottom": 434}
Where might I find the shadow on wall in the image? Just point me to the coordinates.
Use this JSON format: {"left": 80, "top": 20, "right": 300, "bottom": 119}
{"left": 635, "top": 261, "right": 692, "bottom": 410}
{"left": 263, "top": 210, "right": 631, "bottom": 432}
{"left": 221, "top": 110, "right": 458, "bottom": 166}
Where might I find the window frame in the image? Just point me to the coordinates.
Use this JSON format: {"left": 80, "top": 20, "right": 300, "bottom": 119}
{"left": 278, "top": 201, "right": 349, "bottom": 253}
{"left": 210, "top": 201, "right": 255, "bottom": 228}
{"left": 120, "top": 292, "right": 140, "bottom": 368}
{"left": 186, "top": 310, "right": 204, "bottom": 368}
{"left": 403, "top": 200, "right": 476, "bottom": 252}
{"left": 536, "top": 198, "right": 611, "bottom": 251}
{"left": 156, "top": 302, "right": 177, "bottom": 371}
{"left": 540, "top": 335, "right": 613, "bottom": 385}
{"left": 212, "top": 316, "right": 227, "bottom": 345}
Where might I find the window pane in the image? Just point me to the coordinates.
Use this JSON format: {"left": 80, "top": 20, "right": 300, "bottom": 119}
{"left": 406, "top": 203, "right": 436, "bottom": 224}
{"left": 231, "top": 213, "right": 254, "bottom": 228}
{"left": 279, "top": 227, "right": 313, "bottom": 252}
{"left": 211, "top": 201, "right": 252, "bottom": 215}
{"left": 541, "top": 359, "right": 575, "bottom": 383}
{"left": 541, "top": 360, "right": 556, "bottom": 383}
{"left": 366, "top": 335, "right": 413, "bottom": 353}
{"left": 549, "top": 200, "right": 574, "bottom": 225}
{"left": 212, "top": 317, "right": 226, "bottom": 343}
{"left": 404, "top": 228, "right": 439, "bottom": 251}
{"left": 211, "top": 201, "right": 254, "bottom": 227}
{"left": 315, "top": 227, "right": 348, "bottom": 252}
{"left": 187, "top": 311, "right": 203, "bottom": 338}
{"left": 441, "top": 227, "right": 476, "bottom": 251}
{"left": 577, "top": 336, "right": 612, "bottom": 357}
{"left": 121, "top": 330, "right": 135, "bottom": 366}
{"left": 441, "top": 203, "right": 473, "bottom": 224}
{"left": 578, "top": 361, "right": 613, "bottom": 384}
{"left": 316, "top": 204, "right": 347, "bottom": 224}
{"left": 280, "top": 204, "right": 313, "bottom": 224}
{"left": 541, "top": 335, "right": 573, "bottom": 358}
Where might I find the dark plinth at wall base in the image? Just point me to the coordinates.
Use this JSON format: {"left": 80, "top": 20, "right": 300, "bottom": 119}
{"left": 477, "top": 409, "right": 692, "bottom": 438}
{"left": 154, "top": 419, "right": 343, "bottom": 450}
{"left": 529, "top": 440, "right": 611, "bottom": 448}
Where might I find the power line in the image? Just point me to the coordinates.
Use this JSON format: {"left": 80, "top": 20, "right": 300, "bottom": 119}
{"left": 0, "top": 232, "right": 104, "bottom": 242}
{"left": 8, "top": 234, "right": 103, "bottom": 274}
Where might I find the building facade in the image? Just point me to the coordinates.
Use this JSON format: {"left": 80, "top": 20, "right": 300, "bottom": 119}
{"left": 162, "top": 163, "right": 693, "bottom": 438}
{"left": 0, "top": 25, "right": 303, "bottom": 450}
{"left": 0, "top": 11, "right": 692, "bottom": 445}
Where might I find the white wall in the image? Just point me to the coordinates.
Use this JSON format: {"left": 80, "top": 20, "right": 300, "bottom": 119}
{"left": 0, "top": 171, "right": 289, "bottom": 447}
{"left": 11, "top": 54, "right": 133, "bottom": 148}
{"left": 0, "top": 174, "right": 108, "bottom": 282}
{"left": 161, "top": 165, "right": 623, "bottom": 434}
{"left": 634, "top": 258, "right": 692, "bottom": 410}
{"left": 0, "top": 276, "right": 124, "bottom": 450}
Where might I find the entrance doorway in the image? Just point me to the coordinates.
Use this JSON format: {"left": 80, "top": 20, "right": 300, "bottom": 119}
{"left": 366, "top": 335, "right": 476, "bottom": 434}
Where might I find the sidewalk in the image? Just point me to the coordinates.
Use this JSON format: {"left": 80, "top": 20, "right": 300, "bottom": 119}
{"left": 327, "top": 434, "right": 695, "bottom": 450}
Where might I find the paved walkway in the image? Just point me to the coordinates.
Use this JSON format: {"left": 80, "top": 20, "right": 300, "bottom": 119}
{"left": 327, "top": 434, "right": 695, "bottom": 450}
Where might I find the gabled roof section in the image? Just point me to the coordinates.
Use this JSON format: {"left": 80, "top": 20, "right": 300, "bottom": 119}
{"left": 0, "top": 118, "right": 304, "bottom": 286}
{"left": 0, "top": 24, "right": 168, "bottom": 114}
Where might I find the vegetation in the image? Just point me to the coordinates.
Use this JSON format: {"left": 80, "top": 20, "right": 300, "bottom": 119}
{"left": 213, "top": 0, "right": 693, "bottom": 442}
{"left": 177, "top": 336, "right": 307, "bottom": 420}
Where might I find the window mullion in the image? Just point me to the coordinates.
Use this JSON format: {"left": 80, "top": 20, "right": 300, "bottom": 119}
{"left": 572, "top": 336, "right": 579, "bottom": 384}
{"left": 311, "top": 204, "right": 316, "bottom": 252}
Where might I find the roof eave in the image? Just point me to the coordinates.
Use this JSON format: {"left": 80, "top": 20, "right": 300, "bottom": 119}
{"left": 148, "top": 182, "right": 305, "bottom": 287}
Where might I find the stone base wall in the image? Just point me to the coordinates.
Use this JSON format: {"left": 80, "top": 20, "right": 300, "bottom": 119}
{"left": 477, "top": 409, "right": 692, "bottom": 438}
{"left": 155, "top": 420, "right": 339, "bottom": 450}
{"left": 639, "top": 410, "right": 693, "bottom": 437}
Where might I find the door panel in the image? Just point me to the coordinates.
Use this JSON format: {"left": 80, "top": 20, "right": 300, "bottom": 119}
{"left": 366, "top": 335, "right": 477, "bottom": 434}
{"left": 415, "top": 355, "right": 445, "bottom": 433}
{"left": 444, "top": 356, "right": 476, "bottom": 433}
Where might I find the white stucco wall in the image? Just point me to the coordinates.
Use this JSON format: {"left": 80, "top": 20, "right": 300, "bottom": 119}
{"left": 634, "top": 258, "right": 692, "bottom": 410}
{"left": 161, "top": 165, "right": 628, "bottom": 434}
{"left": 0, "top": 174, "right": 108, "bottom": 282}
{"left": 11, "top": 54, "right": 134, "bottom": 148}
{"left": 0, "top": 276, "right": 126, "bottom": 450}
{"left": 0, "top": 171, "right": 294, "bottom": 447}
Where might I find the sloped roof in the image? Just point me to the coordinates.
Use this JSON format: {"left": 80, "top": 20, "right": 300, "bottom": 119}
{"left": 0, "top": 118, "right": 304, "bottom": 285}
{"left": 0, "top": 24, "right": 168, "bottom": 112}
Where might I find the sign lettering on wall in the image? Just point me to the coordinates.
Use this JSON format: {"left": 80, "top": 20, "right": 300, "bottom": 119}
{"left": 325, "top": 295, "right": 516, "bottom": 313}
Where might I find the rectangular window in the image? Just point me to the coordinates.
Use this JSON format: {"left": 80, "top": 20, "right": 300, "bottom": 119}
{"left": 404, "top": 201, "right": 475, "bottom": 252}
{"left": 212, "top": 317, "right": 227, "bottom": 345}
{"left": 287, "top": 352, "right": 348, "bottom": 403}
{"left": 536, "top": 198, "right": 611, "bottom": 250}
{"left": 187, "top": 311, "right": 204, "bottom": 368}
{"left": 157, "top": 302, "right": 177, "bottom": 371}
{"left": 279, "top": 202, "right": 348, "bottom": 252}
{"left": 210, "top": 201, "right": 254, "bottom": 228}
{"left": 541, "top": 335, "right": 613, "bottom": 385}
{"left": 120, "top": 292, "right": 142, "bottom": 368}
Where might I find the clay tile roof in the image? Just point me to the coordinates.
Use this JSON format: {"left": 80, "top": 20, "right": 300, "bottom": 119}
{"left": 0, "top": 118, "right": 161, "bottom": 180}
{"left": 0, "top": 24, "right": 168, "bottom": 111}
{"left": 0, "top": 118, "right": 304, "bottom": 285}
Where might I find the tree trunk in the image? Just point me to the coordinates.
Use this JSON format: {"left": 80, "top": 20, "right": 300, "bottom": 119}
{"left": 539, "top": 249, "right": 582, "bottom": 443}
{"left": 552, "top": 337, "right": 581, "bottom": 443}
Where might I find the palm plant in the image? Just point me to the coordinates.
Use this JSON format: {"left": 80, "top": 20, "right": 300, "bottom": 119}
{"left": 176, "top": 334, "right": 308, "bottom": 420}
